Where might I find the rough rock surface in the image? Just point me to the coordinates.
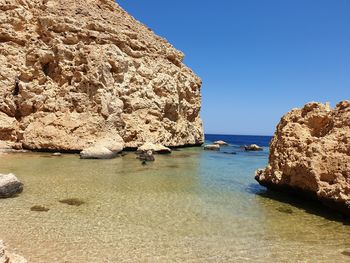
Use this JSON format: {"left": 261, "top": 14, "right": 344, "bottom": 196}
{"left": 0, "top": 173, "right": 23, "bottom": 198}
{"left": 137, "top": 142, "right": 171, "bottom": 154}
{"left": 256, "top": 101, "right": 350, "bottom": 215}
{"left": 0, "top": 240, "right": 27, "bottom": 263}
{"left": 203, "top": 144, "right": 220, "bottom": 151}
{"left": 213, "top": 140, "right": 228, "bottom": 146}
{"left": 80, "top": 136, "right": 123, "bottom": 159}
{"left": 0, "top": 0, "right": 203, "bottom": 151}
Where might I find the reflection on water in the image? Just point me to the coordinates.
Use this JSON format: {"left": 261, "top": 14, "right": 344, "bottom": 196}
{"left": 0, "top": 146, "right": 349, "bottom": 263}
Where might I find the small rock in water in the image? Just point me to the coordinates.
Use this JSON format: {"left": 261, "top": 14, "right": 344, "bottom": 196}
{"left": 213, "top": 140, "right": 229, "bottom": 146}
{"left": 341, "top": 251, "right": 350, "bottom": 257}
{"left": 59, "top": 198, "right": 85, "bottom": 206}
{"left": 52, "top": 152, "right": 62, "bottom": 156}
{"left": 0, "top": 173, "right": 23, "bottom": 198}
{"left": 243, "top": 144, "right": 263, "bottom": 151}
{"left": 137, "top": 150, "right": 155, "bottom": 162}
{"left": 276, "top": 207, "right": 293, "bottom": 214}
{"left": 30, "top": 205, "right": 50, "bottom": 212}
{"left": 203, "top": 144, "right": 220, "bottom": 151}
{"left": 141, "top": 160, "right": 147, "bottom": 165}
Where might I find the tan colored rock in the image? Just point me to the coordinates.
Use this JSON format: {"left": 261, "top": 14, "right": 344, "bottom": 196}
{"left": 80, "top": 135, "right": 124, "bottom": 159}
{"left": 137, "top": 142, "right": 171, "bottom": 154}
{"left": 0, "top": 0, "right": 203, "bottom": 151}
{"left": 213, "top": 140, "right": 228, "bottom": 146}
{"left": 256, "top": 101, "right": 350, "bottom": 215}
{"left": 0, "top": 240, "right": 27, "bottom": 263}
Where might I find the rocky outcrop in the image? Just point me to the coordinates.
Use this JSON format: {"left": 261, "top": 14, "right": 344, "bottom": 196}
{"left": 0, "top": 240, "right": 27, "bottom": 263}
{"left": 256, "top": 101, "right": 350, "bottom": 215}
{"left": 0, "top": 0, "right": 203, "bottom": 151}
{"left": 80, "top": 136, "right": 124, "bottom": 159}
{"left": 0, "top": 173, "right": 23, "bottom": 198}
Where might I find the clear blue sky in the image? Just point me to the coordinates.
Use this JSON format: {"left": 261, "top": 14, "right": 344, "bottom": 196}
{"left": 117, "top": 0, "right": 350, "bottom": 135}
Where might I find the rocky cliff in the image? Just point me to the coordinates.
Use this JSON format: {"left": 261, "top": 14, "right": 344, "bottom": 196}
{"left": 256, "top": 101, "right": 350, "bottom": 215}
{"left": 0, "top": 0, "right": 203, "bottom": 151}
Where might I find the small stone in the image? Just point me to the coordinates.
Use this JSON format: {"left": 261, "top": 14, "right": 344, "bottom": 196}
{"left": 213, "top": 140, "right": 228, "bottom": 146}
{"left": 59, "top": 198, "right": 85, "bottom": 206}
{"left": 341, "top": 251, "right": 350, "bottom": 257}
{"left": 52, "top": 152, "right": 61, "bottom": 156}
{"left": 0, "top": 174, "right": 23, "bottom": 198}
{"left": 244, "top": 144, "right": 263, "bottom": 151}
{"left": 30, "top": 205, "right": 50, "bottom": 212}
{"left": 276, "top": 207, "right": 293, "bottom": 214}
{"left": 203, "top": 144, "right": 220, "bottom": 151}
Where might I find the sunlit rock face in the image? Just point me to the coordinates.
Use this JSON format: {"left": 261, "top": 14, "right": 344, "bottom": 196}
{"left": 256, "top": 101, "right": 350, "bottom": 215}
{"left": 0, "top": 0, "right": 203, "bottom": 151}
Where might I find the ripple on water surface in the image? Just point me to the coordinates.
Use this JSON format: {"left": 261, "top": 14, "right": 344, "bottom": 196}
{"left": 0, "top": 146, "right": 350, "bottom": 262}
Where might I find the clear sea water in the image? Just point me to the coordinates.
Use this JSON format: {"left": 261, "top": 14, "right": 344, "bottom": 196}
{"left": 0, "top": 134, "right": 350, "bottom": 262}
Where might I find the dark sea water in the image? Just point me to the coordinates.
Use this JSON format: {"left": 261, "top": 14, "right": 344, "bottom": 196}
{"left": 0, "top": 134, "right": 350, "bottom": 262}
{"left": 205, "top": 134, "right": 273, "bottom": 147}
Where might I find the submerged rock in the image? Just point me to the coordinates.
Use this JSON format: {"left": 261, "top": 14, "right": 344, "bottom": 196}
{"left": 256, "top": 101, "right": 350, "bottom": 216}
{"left": 0, "top": 240, "right": 27, "bottom": 263}
{"left": 203, "top": 144, "right": 220, "bottom": 151}
{"left": 244, "top": 144, "right": 263, "bottom": 151}
{"left": 0, "top": 0, "right": 203, "bottom": 151}
{"left": 59, "top": 198, "right": 85, "bottom": 206}
{"left": 137, "top": 142, "right": 171, "bottom": 154}
{"left": 213, "top": 140, "right": 228, "bottom": 146}
{"left": 80, "top": 136, "right": 124, "bottom": 159}
{"left": 30, "top": 205, "right": 50, "bottom": 212}
{"left": 0, "top": 174, "right": 23, "bottom": 198}
{"left": 137, "top": 150, "right": 155, "bottom": 162}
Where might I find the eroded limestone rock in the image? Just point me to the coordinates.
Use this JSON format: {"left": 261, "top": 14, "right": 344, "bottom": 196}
{"left": 0, "top": 0, "right": 203, "bottom": 151}
{"left": 256, "top": 101, "right": 350, "bottom": 215}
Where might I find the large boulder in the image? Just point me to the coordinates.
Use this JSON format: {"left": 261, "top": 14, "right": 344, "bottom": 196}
{"left": 0, "top": 174, "right": 23, "bottom": 198}
{"left": 137, "top": 142, "right": 171, "bottom": 154}
{"left": 0, "top": 0, "right": 203, "bottom": 151}
{"left": 0, "top": 240, "right": 27, "bottom": 263}
{"left": 256, "top": 101, "right": 350, "bottom": 215}
{"left": 80, "top": 136, "right": 124, "bottom": 159}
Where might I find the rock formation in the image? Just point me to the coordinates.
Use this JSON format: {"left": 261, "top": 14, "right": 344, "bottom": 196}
{"left": 0, "top": 0, "right": 203, "bottom": 151}
{"left": 256, "top": 101, "right": 350, "bottom": 215}
{"left": 0, "top": 173, "right": 23, "bottom": 198}
{"left": 137, "top": 142, "right": 171, "bottom": 154}
{"left": 0, "top": 240, "right": 27, "bottom": 263}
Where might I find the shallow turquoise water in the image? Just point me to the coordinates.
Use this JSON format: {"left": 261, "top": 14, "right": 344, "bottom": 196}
{"left": 0, "top": 143, "right": 350, "bottom": 262}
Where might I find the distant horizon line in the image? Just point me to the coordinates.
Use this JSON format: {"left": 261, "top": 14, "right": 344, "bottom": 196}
{"left": 205, "top": 133, "right": 273, "bottom": 137}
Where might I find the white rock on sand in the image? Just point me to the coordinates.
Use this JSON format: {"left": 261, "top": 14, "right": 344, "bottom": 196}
{"left": 0, "top": 174, "right": 23, "bottom": 198}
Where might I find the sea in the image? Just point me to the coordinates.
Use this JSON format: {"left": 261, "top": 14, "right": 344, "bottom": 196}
{"left": 0, "top": 134, "right": 349, "bottom": 262}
